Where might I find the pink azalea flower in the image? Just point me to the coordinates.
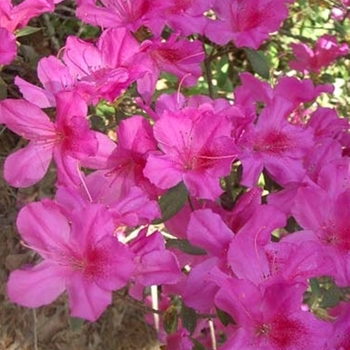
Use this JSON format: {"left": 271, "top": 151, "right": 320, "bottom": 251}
{"left": 237, "top": 97, "right": 314, "bottom": 187}
{"left": 181, "top": 257, "right": 224, "bottom": 313}
{"left": 0, "top": 0, "right": 54, "bottom": 33}
{"left": 164, "top": 327, "right": 193, "bottom": 350}
{"left": 129, "top": 228, "right": 182, "bottom": 286}
{"left": 96, "top": 115, "right": 160, "bottom": 199}
{"left": 291, "top": 185, "right": 350, "bottom": 286}
{"left": 0, "top": 27, "right": 16, "bottom": 65}
{"left": 317, "top": 157, "right": 350, "bottom": 198}
{"left": 16, "top": 28, "right": 144, "bottom": 106}
{"left": 289, "top": 34, "right": 349, "bottom": 74}
{"left": 76, "top": 0, "right": 165, "bottom": 36}
{"left": 235, "top": 72, "right": 334, "bottom": 115}
{"left": 326, "top": 302, "right": 350, "bottom": 350}
{"left": 144, "top": 106, "right": 237, "bottom": 199}
{"left": 216, "top": 280, "right": 332, "bottom": 349}
{"left": 160, "top": 0, "right": 213, "bottom": 35}
{"left": 205, "top": 0, "right": 289, "bottom": 49}
{"left": 62, "top": 28, "right": 143, "bottom": 104}
{"left": 6, "top": 202, "right": 135, "bottom": 321}
{"left": 137, "top": 34, "right": 205, "bottom": 102}
{"left": 0, "top": 91, "right": 98, "bottom": 187}
{"left": 55, "top": 177, "right": 160, "bottom": 228}
{"left": 0, "top": 0, "right": 54, "bottom": 64}
{"left": 308, "top": 107, "right": 349, "bottom": 144}
{"left": 15, "top": 56, "right": 74, "bottom": 108}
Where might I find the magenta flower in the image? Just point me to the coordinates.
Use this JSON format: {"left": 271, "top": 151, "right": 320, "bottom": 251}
{"left": 164, "top": 328, "right": 193, "bottom": 350}
{"left": 160, "top": 0, "right": 213, "bottom": 35}
{"left": 0, "top": 91, "right": 98, "bottom": 187}
{"left": 15, "top": 56, "right": 74, "bottom": 108}
{"left": 6, "top": 202, "right": 135, "bottom": 321}
{"left": 0, "top": 0, "right": 53, "bottom": 33}
{"left": 237, "top": 97, "right": 314, "bottom": 187}
{"left": 76, "top": 0, "right": 165, "bottom": 36}
{"left": 144, "top": 107, "right": 237, "bottom": 199}
{"left": 205, "top": 0, "right": 289, "bottom": 49}
{"left": 94, "top": 115, "right": 160, "bottom": 198}
{"left": 129, "top": 228, "right": 182, "bottom": 286}
{"left": 0, "top": 0, "right": 54, "bottom": 65}
{"left": 289, "top": 34, "right": 349, "bottom": 74}
{"left": 216, "top": 280, "right": 332, "bottom": 349}
{"left": 291, "top": 185, "right": 350, "bottom": 286}
{"left": 55, "top": 178, "right": 160, "bottom": 229}
{"left": 62, "top": 28, "right": 143, "bottom": 104}
{"left": 326, "top": 302, "right": 350, "bottom": 350}
{"left": 15, "top": 28, "right": 144, "bottom": 106}
{"left": 0, "top": 27, "right": 16, "bottom": 65}
{"left": 137, "top": 34, "right": 204, "bottom": 102}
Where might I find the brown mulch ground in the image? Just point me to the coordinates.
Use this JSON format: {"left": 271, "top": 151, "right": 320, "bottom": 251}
{"left": 0, "top": 115, "right": 160, "bottom": 350}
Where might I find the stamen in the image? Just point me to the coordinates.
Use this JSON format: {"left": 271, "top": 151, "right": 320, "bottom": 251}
{"left": 76, "top": 164, "right": 93, "bottom": 203}
{"left": 177, "top": 73, "right": 192, "bottom": 106}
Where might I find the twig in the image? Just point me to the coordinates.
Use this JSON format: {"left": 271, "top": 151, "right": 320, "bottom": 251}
{"left": 33, "top": 309, "right": 38, "bottom": 350}
{"left": 208, "top": 319, "right": 217, "bottom": 350}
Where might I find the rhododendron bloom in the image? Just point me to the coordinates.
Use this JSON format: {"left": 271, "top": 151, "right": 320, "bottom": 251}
{"left": 7, "top": 202, "right": 135, "bottom": 321}
{"left": 92, "top": 115, "right": 160, "bottom": 198}
{"left": 289, "top": 34, "right": 349, "bottom": 74}
{"left": 216, "top": 280, "right": 332, "bottom": 349}
{"left": 0, "top": 91, "right": 98, "bottom": 187}
{"left": 237, "top": 97, "right": 314, "bottom": 187}
{"left": 76, "top": 0, "right": 165, "bottom": 36}
{"left": 0, "top": 27, "right": 16, "bottom": 65}
{"left": 137, "top": 35, "right": 204, "bottom": 101}
{"left": 55, "top": 178, "right": 160, "bottom": 229}
{"left": 0, "top": 0, "right": 54, "bottom": 33}
{"left": 129, "top": 228, "right": 182, "bottom": 286}
{"left": 15, "top": 56, "right": 74, "bottom": 108}
{"left": 160, "top": 0, "right": 213, "bottom": 35}
{"left": 326, "top": 302, "right": 350, "bottom": 350}
{"left": 164, "top": 327, "right": 193, "bottom": 350}
{"left": 63, "top": 28, "right": 143, "bottom": 104}
{"left": 0, "top": 0, "right": 54, "bottom": 64}
{"left": 205, "top": 0, "right": 289, "bottom": 49}
{"left": 144, "top": 107, "right": 237, "bottom": 199}
{"left": 291, "top": 186, "right": 350, "bottom": 286}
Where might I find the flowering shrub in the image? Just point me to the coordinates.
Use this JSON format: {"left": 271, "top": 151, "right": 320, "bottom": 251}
{"left": 1, "top": 0, "right": 350, "bottom": 349}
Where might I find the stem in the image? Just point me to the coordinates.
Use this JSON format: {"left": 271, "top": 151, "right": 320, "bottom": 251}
{"left": 208, "top": 319, "right": 217, "bottom": 350}
{"left": 204, "top": 48, "right": 215, "bottom": 99}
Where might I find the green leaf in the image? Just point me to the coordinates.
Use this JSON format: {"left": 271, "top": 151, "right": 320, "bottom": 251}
{"left": 166, "top": 239, "right": 206, "bottom": 256}
{"left": 192, "top": 339, "right": 206, "bottom": 350}
{"left": 216, "top": 307, "right": 235, "bottom": 327}
{"left": 69, "top": 317, "right": 85, "bottom": 331}
{"left": 333, "top": 21, "right": 347, "bottom": 36}
{"left": 15, "top": 26, "right": 42, "bottom": 38}
{"left": 153, "top": 182, "right": 188, "bottom": 224}
{"left": 217, "top": 55, "right": 229, "bottom": 88}
{"left": 163, "top": 305, "right": 178, "bottom": 335}
{"left": 180, "top": 304, "right": 197, "bottom": 335}
{"left": 0, "top": 77, "right": 7, "bottom": 100}
{"left": 244, "top": 48, "right": 270, "bottom": 79}
{"left": 320, "top": 285, "right": 341, "bottom": 308}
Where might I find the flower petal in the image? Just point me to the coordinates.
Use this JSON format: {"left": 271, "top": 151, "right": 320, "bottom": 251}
{"left": 0, "top": 99, "right": 55, "bottom": 138}
{"left": 4, "top": 141, "right": 53, "bottom": 187}
{"left": 16, "top": 201, "right": 71, "bottom": 256}
{"left": 67, "top": 274, "right": 112, "bottom": 321}
{"left": 7, "top": 260, "right": 67, "bottom": 307}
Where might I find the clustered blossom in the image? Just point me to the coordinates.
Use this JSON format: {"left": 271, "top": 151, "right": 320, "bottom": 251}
{"left": 1, "top": 0, "right": 350, "bottom": 349}
{"left": 0, "top": 0, "right": 54, "bottom": 65}
{"left": 289, "top": 34, "right": 349, "bottom": 74}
